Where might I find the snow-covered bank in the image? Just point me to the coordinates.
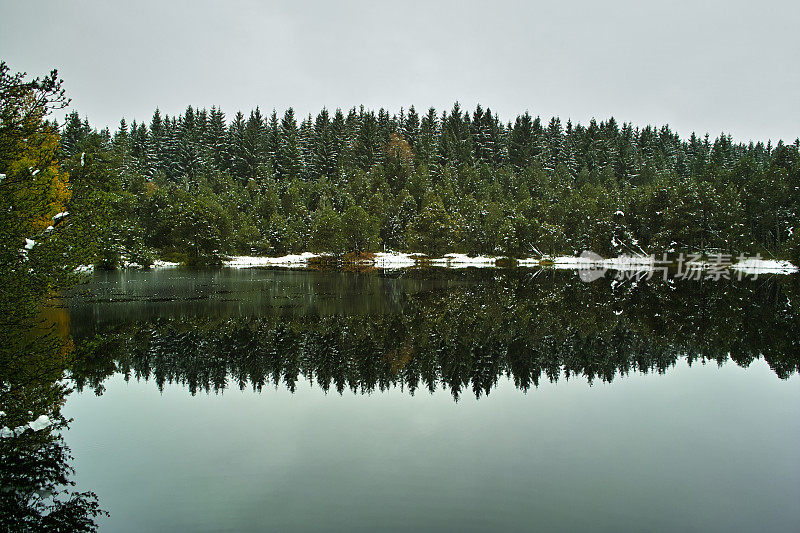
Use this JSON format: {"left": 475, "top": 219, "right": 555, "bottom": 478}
{"left": 74, "top": 252, "right": 798, "bottom": 274}
{"left": 221, "top": 252, "right": 502, "bottom": 269}
{"left": 215, "top": 253, "right": 800, "bottom": 274}
{"left": 75, "top": 259, "right": 179, "bottom": 273}
{"left": 223, "top": 252, "right": 319, "bottom": 268}
{"left": 373, "top": 252, "right": 423, "bottom": 269}
{"left": 151, "top": 259, "right": 180, "bottom": 268}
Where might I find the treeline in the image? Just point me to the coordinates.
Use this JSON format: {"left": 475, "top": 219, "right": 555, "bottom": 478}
{"left": 70, "top": 271, "right": 800, "bottom": 399}
{"left": 58, "top": 103, "right": 800, "bottom": 266}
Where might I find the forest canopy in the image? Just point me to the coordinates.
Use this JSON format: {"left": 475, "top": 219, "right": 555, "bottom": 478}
{"left": 12, "top": 71, "right": 800, "bottom": 266}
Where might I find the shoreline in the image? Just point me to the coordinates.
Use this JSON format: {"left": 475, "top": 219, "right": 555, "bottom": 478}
{"left": 79, "top": 252, "right": 800, "bottom": 275}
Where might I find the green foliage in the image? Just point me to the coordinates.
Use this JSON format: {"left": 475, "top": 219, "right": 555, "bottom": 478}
{"left": 341, "top": 205, "right": 378, "bottom": 252}
{"left": 310, "top": 201, "right": 343, "bottom": 254}
{"left": 408, "top": 193, "right": 456, "bottom": 256}
{"left": 170, "top": 190, "right": 232, "bottom": 265}
{"left": 44, "top": 96, "right": 800, "bottom": 262}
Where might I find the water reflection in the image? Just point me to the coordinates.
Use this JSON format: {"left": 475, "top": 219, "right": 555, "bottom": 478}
{"left": 0, "top": 271, "right": 105, "bottom": 530}
{"left": 6, "top": 267, "right": 798, "bottom": 530}
{"left": 66, "top": 268, "right": 800, "bottom": 400}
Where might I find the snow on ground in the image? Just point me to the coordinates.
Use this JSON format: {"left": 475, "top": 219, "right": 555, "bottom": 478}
{"left": 373, "top": 252, "right": 422, "bottom": 269}
{"left": 224, "top": 252, "right": 319, "bottom": 268}
{"left": 731, "top": 258, "right": 798, "bottom": 275}
{"left": 71, "top": 252, "right": 799, "bottom": 274}
{"left": 223, "top": 252, "right": 502, "bottom": 269}
{"left": 151, "top": 260, "right": 180, "bottom": 268}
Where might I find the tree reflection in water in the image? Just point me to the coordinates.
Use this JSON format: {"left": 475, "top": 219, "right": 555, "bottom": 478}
{"left": 0, "top": 272, "right": 105, "bottom": 531}
{"left": 67, "top": 269, "right": 800, "bottom": 401}
{"left": 3, "top": 267, "right": 798, "bottom": 529}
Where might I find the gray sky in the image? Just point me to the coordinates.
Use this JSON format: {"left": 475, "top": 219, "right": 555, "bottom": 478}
{"left": 2, "top": 0, "right": 798, "bottom": 143}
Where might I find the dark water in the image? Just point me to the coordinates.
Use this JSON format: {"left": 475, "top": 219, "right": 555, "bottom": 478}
{"left": 22, "top": 268, "right": 800, "bottom": 530}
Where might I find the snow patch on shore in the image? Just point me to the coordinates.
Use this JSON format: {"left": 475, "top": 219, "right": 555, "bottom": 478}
{"left": 373, "top": 252, "right": 423, "bottom": 269}
{"left": 74, "top": 252, "right": 797, "bottom": 274}
{"left": 224, "top": 252, "right": 319, "bottom": 268}
{"left": 151, "top": 260, "right": 180, "bottom": 268}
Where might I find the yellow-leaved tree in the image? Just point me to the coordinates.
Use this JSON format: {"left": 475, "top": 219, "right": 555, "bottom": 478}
{"left": 0, "top": 62, "right": 106, "bottom": 529}
{"left": 0, "top": 61, "right": 73, "bottom": 282}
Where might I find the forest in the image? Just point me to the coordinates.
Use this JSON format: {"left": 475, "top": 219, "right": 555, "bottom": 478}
{"left": 53, "top": 99, "right": 800, "bottom": 267}
{"left": 3, "top": 60, "right": 800, "bottom": 268}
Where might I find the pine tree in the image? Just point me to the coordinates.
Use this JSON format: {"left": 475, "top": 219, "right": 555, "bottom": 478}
{"left": 416, "top": 107, "right": 439, "bottom": 167}
{"left": 509, "top": 112, "right": 533, "bottom": 172}
{"left": 60, "top": 110, "right": 90, "bottom": 158}
{"left": 203, "top": 106, "right": 227, "bottom": 172}
{"left": 240, "top": 107, "right": 267, "bottom": 180}
{"left": 298, "top": 114, "right": 314, "bottom": 180}
{"left": 277, "top": 108, "right": 301, "bottom": 180}
{"left": 227, "top": 111, "right": 247, "bottom": 182}
{"left": 438, "top": 102, "right": 473, "bottom": 168}
{"left": 312, "top": 108, "right": 337, "bottom": 179}
{"left": 266, "top": 110, "right": 280, "bottom": 173}
{"left": 355, "top": 109, "right": 379, "bottom": 170}
{"left": 403, "top": 105, "right": 420, "bottom": 148}
{"left": 544, "top": 117, "right": 565, "bottom": 173}
{"left": 146, "top": 108, "right": 165, "bottom": 177}
{"left": 176, "top": 106, "right": 201, "bottom": 181}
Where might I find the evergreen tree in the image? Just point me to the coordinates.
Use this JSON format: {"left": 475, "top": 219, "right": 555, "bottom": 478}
{"left": 277, "top": 108, "right": 301, "bottom": 180}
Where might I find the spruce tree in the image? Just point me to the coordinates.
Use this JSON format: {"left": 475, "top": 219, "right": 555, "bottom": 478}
{"left": 277, "top": 108, "right": 301, "bottom": 180}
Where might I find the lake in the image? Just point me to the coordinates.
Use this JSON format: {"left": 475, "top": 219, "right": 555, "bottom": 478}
{"left": 18, "top": 267, "right": 800, "bottom": 530}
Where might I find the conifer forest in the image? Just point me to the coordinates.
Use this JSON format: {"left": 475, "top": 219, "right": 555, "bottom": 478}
{"left": 54, "top": 100, "right": 800, "bottom": 266}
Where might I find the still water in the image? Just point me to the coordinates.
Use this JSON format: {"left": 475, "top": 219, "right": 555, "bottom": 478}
{"left": 54, "top": 269, "right": 800, "bottom": 530}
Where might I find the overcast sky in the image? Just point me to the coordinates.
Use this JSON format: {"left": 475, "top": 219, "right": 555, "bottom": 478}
{"left": 2, "top": 0, "right": 798, "bottom": 143}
